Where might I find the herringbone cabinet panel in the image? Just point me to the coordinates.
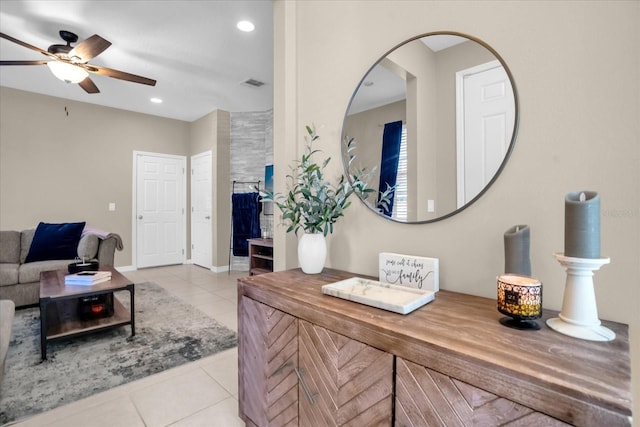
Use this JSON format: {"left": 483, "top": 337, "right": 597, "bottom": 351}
{"left": 395, "top": 358, "right": 570, "bottom": 427}
{"left": 239, "top": 297, "right": 299, "bottom": 427}
{"left": 298, "top": 319, "right": 393, "bottom": 426}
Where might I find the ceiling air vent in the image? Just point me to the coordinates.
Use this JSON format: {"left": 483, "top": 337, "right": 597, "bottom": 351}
{"left": 241, "top": 78, "right": 265, "bottom": 88}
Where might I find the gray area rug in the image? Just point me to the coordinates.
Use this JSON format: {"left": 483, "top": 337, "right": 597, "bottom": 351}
{"left": 0, "top": 282, "right": 237, "bottom": 425}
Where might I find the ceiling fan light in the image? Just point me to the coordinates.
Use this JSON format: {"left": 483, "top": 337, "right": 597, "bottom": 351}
{"left": 47, "top": 61, "right": 89, "bottom": 84}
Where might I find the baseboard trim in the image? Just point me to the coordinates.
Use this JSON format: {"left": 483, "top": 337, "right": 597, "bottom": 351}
{"left": 115, "top": 263, "right": 240, "bottom": 274}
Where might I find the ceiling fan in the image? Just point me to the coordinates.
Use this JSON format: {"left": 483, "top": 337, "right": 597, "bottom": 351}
{"left": 0, "top": 30, "right": 156, "bottom": 94}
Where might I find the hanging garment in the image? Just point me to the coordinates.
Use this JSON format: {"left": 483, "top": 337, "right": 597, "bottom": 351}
{"left": 377, "top": 120, "right": 403, "bottom": 216}
{"left": 232, "top": 192, "right": 261, "bottom": 256}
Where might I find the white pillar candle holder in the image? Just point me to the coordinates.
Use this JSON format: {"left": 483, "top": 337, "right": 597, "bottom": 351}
{"left": 546, "top": 253, "right": 614, "bottom": 341}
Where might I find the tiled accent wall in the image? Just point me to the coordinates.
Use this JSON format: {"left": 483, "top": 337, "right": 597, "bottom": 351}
{"left": 229, "top": 109, "right": 273, "bottom": 270}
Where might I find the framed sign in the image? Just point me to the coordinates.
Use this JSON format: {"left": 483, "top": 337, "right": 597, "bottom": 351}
{"left": 379, "top": 252, "right": 439, "bottom": 292}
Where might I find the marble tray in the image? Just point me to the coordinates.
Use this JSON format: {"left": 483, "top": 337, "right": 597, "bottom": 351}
{"left": 322, "top": 277, "right": 435, "bottom": 315}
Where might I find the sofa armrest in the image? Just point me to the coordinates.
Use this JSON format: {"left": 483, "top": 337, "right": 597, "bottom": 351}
{"left": 96, "top": 236, "right": 117, "bottom": 266}
{"left": 0, "top": 299, "right": 15, "bottom": 384}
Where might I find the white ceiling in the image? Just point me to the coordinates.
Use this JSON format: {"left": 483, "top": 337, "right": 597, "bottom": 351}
{"left": 0, "top": 0, "right": 274, "bottom": 122}
{"left": 347, "top": 34, "right": 469, "bottom": 115}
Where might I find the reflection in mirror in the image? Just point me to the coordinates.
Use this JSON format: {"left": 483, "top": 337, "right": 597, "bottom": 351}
{"left": 342, "top": 32, "right": 519, "bottom": 223}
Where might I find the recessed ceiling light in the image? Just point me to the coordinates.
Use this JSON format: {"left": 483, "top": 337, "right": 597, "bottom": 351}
{"left": 150, "top": 97, "right": 163, "bottom": 104}
{"left": 237, "top": 20, "right": 255, "bottom": 32}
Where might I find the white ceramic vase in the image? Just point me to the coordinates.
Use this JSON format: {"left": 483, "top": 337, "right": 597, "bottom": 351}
{"left": 298, "top": 232, "right": 326, "bottom": 274}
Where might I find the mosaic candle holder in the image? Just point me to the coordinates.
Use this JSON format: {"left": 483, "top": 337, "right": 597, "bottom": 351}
{"left": 497, "top": 274, "right": 542, "bottom": 330}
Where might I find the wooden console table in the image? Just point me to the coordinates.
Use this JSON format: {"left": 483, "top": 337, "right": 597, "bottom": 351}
{"left": 237, "top": 268, "right": 632, "bottom": 426}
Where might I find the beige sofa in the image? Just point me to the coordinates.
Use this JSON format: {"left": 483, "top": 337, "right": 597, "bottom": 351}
{"left": 0, "top": 229, "right": 119, "bottom": 307}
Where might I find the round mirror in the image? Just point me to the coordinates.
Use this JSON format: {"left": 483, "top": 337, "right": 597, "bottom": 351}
{"left": 342, "top": 31, "right": 519, "bottom": 223}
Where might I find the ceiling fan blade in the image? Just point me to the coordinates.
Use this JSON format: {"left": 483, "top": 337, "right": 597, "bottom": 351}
{"left": 0, "top": 32, "right": 58, "bottom": 60}
{"left": 87, "top": 64, "right": 156, "bottom": 86}
{"left": 0, "top": 60, "right": 49, "bottom": 66}
{"left": 69, "top": 34, "right": 111, "bottom": 62}
{"left": 78, "top": 76, "right": 100, "bottom": 94}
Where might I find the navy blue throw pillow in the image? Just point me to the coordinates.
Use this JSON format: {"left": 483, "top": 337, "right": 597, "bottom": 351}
{"left": 25, "top": 222, "right": 86, "bottom": 263}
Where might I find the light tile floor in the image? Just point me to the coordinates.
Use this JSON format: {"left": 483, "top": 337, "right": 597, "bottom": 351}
{"left": 10, "top": 265, "right": 246, "bottom": 427}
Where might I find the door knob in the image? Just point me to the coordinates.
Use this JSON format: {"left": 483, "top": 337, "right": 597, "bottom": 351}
{"left": 205, "top": 216, "right": 211, "bottom": 220}
{"left": 138, "top": 215, "right": 143, "bottom": 220}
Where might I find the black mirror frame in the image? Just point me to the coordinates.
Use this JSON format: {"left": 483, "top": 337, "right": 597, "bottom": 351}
{"left": 341, "top": 30, "right": 520, "bottom": 224}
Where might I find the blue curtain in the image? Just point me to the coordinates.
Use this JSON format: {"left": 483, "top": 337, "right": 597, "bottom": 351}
{"left": 232, "top": 192, "right": 261, "bottom": 256}
{"left": 377, "top": 120, "right": 403, "bottom": 216}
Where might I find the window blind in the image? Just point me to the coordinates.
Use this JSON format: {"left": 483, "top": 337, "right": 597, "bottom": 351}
{"left": 392, "top": 125, "right": 408, "bottom": 221}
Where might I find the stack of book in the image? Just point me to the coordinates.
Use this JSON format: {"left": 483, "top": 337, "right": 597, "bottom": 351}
{"left": 64, "top": 270, "right": 112, "bottom": 286}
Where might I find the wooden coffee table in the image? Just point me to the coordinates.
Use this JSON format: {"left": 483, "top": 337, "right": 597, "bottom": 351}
{"left": 39, "top": 267, "right": 135, "bottom": 360}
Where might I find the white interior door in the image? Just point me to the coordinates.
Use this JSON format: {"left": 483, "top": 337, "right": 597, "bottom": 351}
{"left": 456, "top": 61, "right": 515, "bottom": 207}
{"left": 135, "top": 152, "right": 186, "bottom": 268}
{"left": 191, "top": 151, "right": 212, "bottom": 268}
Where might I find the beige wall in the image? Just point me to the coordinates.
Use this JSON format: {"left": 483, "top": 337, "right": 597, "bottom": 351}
{"left": 0, "top": 87, "right": 190, "bottom": 267}
{"left": 0, "top": 88, "right": 237, "bottom": 270}
{"left": 344, "top": 100, "right": 406, "bottom": 195}
{"left": 189, "top": 110, "right": 232, "bottom": 268}
{"left": 274, "top": 0, "right": 639, "bottom": 418}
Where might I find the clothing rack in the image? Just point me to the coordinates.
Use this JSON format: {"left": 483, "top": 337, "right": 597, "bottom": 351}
{"left": 232, "top": 180, "right": 261, "bottom": 193}
{"left": 229, "top": 180, "right": 261, "bottom": 274}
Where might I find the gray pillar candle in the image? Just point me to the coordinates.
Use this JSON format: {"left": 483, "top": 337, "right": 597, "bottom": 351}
{"left": 504, "top": 224, "right": 531, "bottom": 276}
{"left": 564, "top": 191, "right": 600, "bottom": 259}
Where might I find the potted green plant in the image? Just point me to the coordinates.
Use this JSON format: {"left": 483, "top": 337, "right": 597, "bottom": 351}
{"left": 261, "top": 125, "right": 393, "bottom": 274}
